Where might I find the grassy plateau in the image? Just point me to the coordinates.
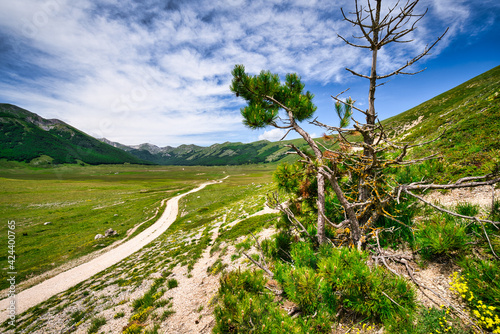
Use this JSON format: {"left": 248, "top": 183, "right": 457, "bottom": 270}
{"left": 0, "top": 161, "right": 273, "bottom": 291}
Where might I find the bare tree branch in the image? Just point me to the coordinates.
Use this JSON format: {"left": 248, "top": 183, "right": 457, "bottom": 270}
{"left": 402, "top": 189, "right": 500, "bottom": 227}
{"left": 377, "top": 28, "right": 449, "bottom": 79}
{"left": 269, "top": 192, "right": 314, "bottom": 239}
{"left": 476, "top": 218, "right": 500, "bottom": 260}
{"left": 242, "top": 251, "right": 274, "bottom": 277}
{"left": 346, "top": 67, "right": 371, "bottom": 79}
{"left": 404, "top": 176, "right": 500, "bottom": 191}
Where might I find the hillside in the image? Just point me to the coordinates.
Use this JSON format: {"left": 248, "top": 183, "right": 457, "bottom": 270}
{"left": 0, "top": 104, "right": 149, "bottom": 165}
{"left": 383, "top": 65, "right": 500, "bottom": 179}
{"left": 0, "top": 67, "right": 499, "bottom": 334}
{"left": 99, "top": 137, "right": 310, "bottom": 165}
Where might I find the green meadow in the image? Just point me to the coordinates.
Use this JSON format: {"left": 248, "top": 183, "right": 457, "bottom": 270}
{"left": 0, "top": 161, "right": 274, "bottom": 291}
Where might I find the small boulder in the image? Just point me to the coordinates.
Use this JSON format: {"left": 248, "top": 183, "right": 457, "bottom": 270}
{"left": 95, "top": 234, "right": 104, "bottom": 240}
{"left": 105, "top": 228, "right": 118, "bottom": 237}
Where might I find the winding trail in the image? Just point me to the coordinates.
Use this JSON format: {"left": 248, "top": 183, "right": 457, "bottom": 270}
{"left": 0, "top": 178, "right": 226, "bottom": 324}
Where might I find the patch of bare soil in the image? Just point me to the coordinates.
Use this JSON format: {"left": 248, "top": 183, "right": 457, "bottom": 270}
{"left": 425, "top": 185, "right": 499, "bottom": 211}
{"left": 159, "top": 206, "right": 279, "bottom": 334}
{"left": 160, "top": 232, "right": 221, "bottom": 334}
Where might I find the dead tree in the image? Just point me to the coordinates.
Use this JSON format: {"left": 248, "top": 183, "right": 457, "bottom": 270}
{"left": 231, "top": 0, "right": 499, "bottom": 248}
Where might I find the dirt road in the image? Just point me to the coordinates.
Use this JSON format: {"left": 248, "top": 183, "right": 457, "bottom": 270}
{"left": 0, "top": 178, "right": 225, "bottom": 324}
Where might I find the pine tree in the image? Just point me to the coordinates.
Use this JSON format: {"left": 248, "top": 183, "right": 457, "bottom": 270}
{"left": 230, "top": 0, "right": 500, "bottom": 249}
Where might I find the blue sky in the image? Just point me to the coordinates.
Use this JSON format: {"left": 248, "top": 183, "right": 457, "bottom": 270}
{"left": 0, "top": 0, "right": 498, "bottom": 147}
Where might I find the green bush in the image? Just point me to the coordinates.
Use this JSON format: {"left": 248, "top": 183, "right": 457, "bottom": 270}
{"left": 87, "top": 316, "right": 106, "bottom": 334}
{"left": 276, "top": 264, "right": 321, "bottom": 315}
{"left": 261, "top": 230, "right": 293, "bottom": 263}
{"left": 457, "top": 258, "right": 500, "bottom": 311}
{"left": 290, "top": 241, "right": 318, "bottom": 269}
{"left": 492, "top": 200, "right": 500, "bottom": 221}
{"left": 215, "top": 245, "right": 417, "bottom": 333}
{"left": 213, "top": 269, "right": 332, "bottom": 334}
{"left": 316, "top": 247, "right": 416, "bottom": 323}
{"left": 416, "top": 215, "right": 469, "bottom": 258}
{"left": 375, "top": 196, "right": 419, "bottom": 248}
{"left": 456, "top": 202, "right": 480, "bottom": 217}
{"left": 69, "top": 310, "right": 86, "bottom": 326}
{"left": 274, "top": 245, "right": 417, "bottom": 324}
{"left": 123, "top": 323, "right": 143, "bottom": 334}
{"left": 114, "top": 311, "right": 125, "bottom": 319}
{"left": 167, "top": 278, "right": 178, "bottom": 289}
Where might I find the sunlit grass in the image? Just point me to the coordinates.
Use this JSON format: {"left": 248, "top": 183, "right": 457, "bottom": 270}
{"left": 0, "top": 163, "right": 274, "bottom": 290}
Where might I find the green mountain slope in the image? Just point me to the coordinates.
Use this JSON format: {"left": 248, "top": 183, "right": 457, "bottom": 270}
{"left": 383, "top": 65, "right": 500, "bottom": 179}
{"left": 100, "top": 138, "right": 311, "bottom": 165}
{"left": 0, "top": 104, "right": 149, "bottom": 165}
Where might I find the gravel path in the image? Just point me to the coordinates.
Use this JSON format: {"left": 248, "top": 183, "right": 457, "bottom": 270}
{"left": 0, "top": 179, "right": 224, "bottom": 324}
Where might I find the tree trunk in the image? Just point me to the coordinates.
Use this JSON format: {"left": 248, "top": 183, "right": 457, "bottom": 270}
{"left": 288, "top": 113, "right": 327, "bottom": 244}
{"left": 316, "top": 170, "right": 326, "bottom": 244}
{"left": 359, "top": 0, "right": 381, "bottom": 205}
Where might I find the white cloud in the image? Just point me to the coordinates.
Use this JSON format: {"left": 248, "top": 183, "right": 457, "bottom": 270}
{"left": 259, "top": 129, "right": 286, "bottom": 142}
{"left": 0, "top": 0, "right": 494, "bottom": 146}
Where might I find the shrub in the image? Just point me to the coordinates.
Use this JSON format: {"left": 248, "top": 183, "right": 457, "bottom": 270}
{"left": 215, "top": 245, "right": 417, "bottom": 333}
{"left": 160, "top": 309, "right": 175, "bottom": 321}
{"left": 416, "top": 215, "right": 469, "bottom": 258}
{"left": 132, "top": 292, "right": 154, "bottom": 311}
{"left": 114, "top": 311, "right": 125, "bottom": 319}
{"left": 213, "top": 269, "right": 332, "bottom": 334}
{"left": 273, "top": 245, "right": 417, "bottom": 325}
{"left": 316, "top": 247, "right": 417, "bottom": 323}
{"left": 262, "top": 230, "right": 293, "bottom": 263}
{"left": 69, "top": 310, "right": 86, "bottom": 326}
{"left": 290, "top": 241, "right": 318, "bottom": 269}
{"left": 87, "top": 316, "right": 106, "bottom": 334}
{"left": 130, "top": 306, "right": 153, "bottom": 323}
{"left": 375, "top": 196, "right": 418, "bottom": 248}
{"left": 275, "top": 264, "right": 321, "bottom": 315}
{"left": 456, "top": 202, "right": 480, "bottom": 217}
{"left": 167, "top": 278, "right": 178, "bottom": 289}
{"left": 123, "top": 323, "right": 143, "bottom": 334}
{"left": 492, "top": 199, "right": 500, "bottom": 221}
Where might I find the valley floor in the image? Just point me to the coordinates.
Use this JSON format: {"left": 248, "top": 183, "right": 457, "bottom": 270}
{"left": 0, "top": 178, "right": 222, "bottom": 324}
{"left": 1, "top": 173, "right": 497, "bottom": 333}
{"left": 0, "top": 172, "right": 278, "bottom": 333}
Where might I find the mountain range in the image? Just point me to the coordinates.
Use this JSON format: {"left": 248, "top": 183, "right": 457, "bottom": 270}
{"left": 97, "top": 137, "right": 305, "bottom": 165}
{"left": 1, "top": 65, "right": 498, "bottom": 167}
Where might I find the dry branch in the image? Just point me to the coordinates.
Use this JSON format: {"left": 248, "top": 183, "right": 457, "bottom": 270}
{"left": 402, "top": 188, "right": 500, "bottom": 227}
{"left": 242, "top": 251, "right": 274, "bottom": 278}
